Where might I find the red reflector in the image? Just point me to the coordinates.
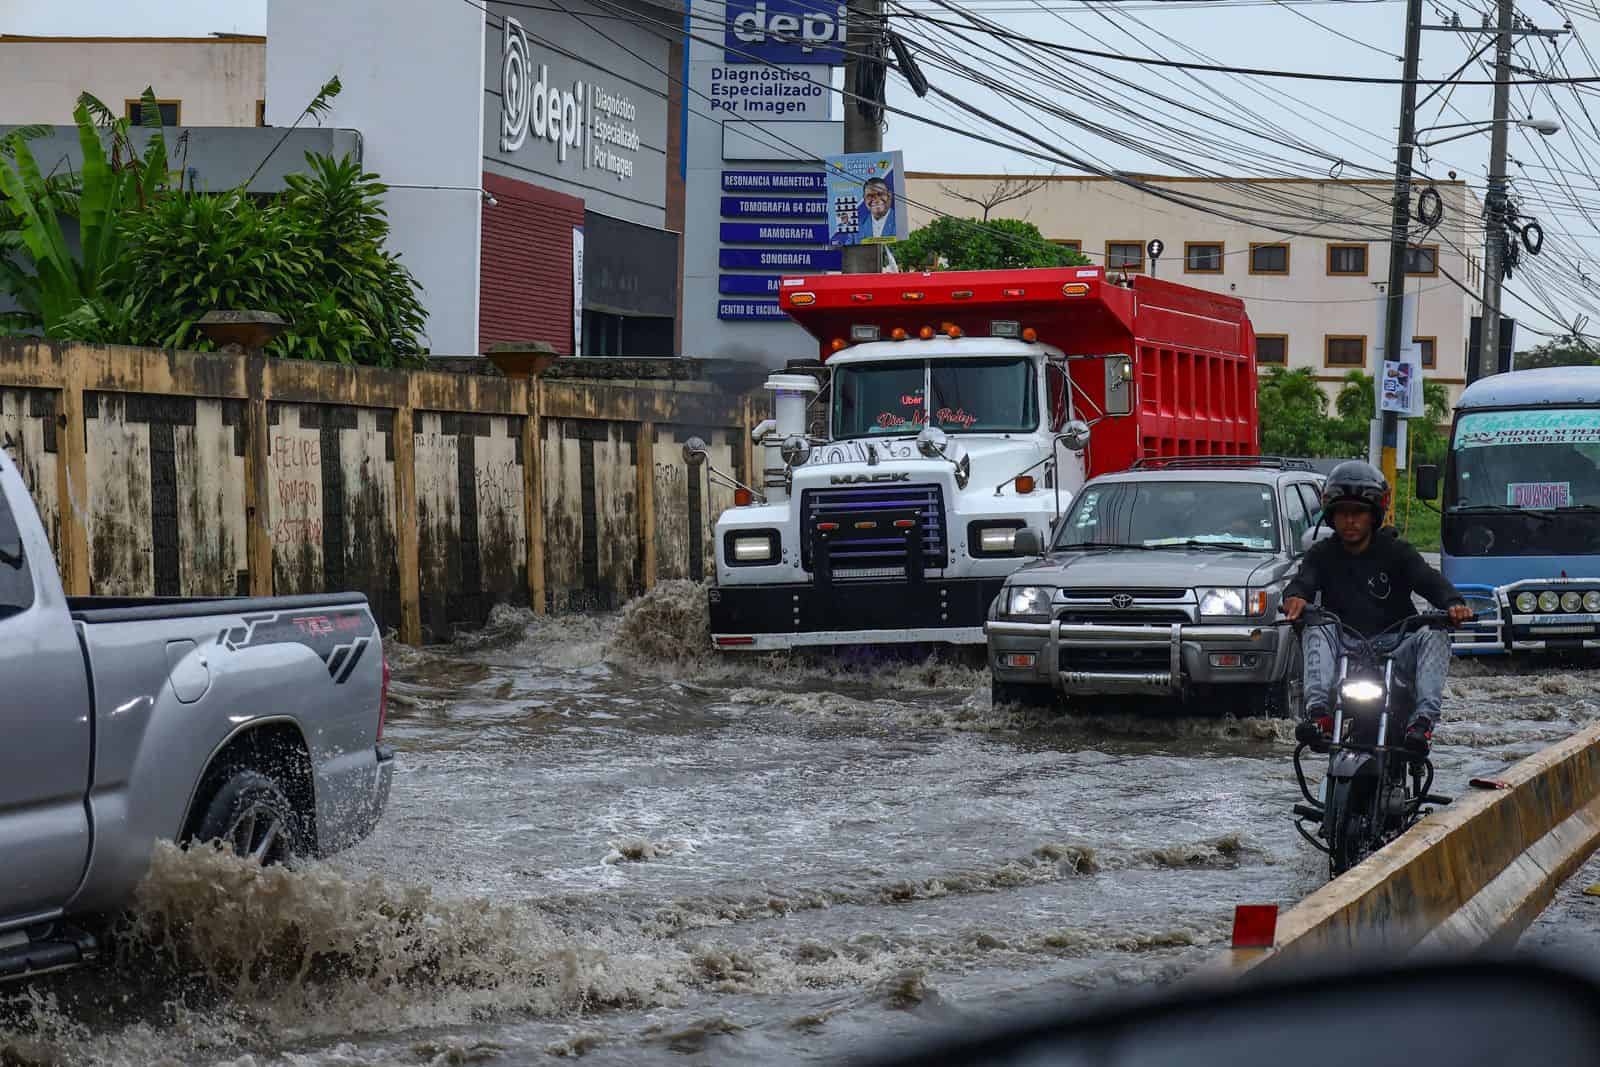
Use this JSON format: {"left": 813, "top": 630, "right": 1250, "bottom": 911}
{"left": 1232, "top": 904, "right": 1278, "bottom": 949}
{"left": 851, "top": 293, "right": 873, "bottom": 302}
{"left": 1210, "top": 653, "right": 1242, "bottom": 668}
{"left": 854, "top": 520, "right": 877, "bottom": 530}
{"left": 1002, "top": 288, "right": 1025, "bottom": 297}
{"left": 1001, "top": 653, "right": 1036, "bottom": 668}
{"left": 818, "top": 522, "right": 840, "bottom": 531}
{"left": 715, "top": 636, "right": 756, "bottom": 647}
{"left": 902, "top": 291, "right": 925, "bottom": 301}
{"left": 951, "top": 290, "right": 974, "bottom": 299}
{"left": 893, "top": 518, "right": 916, "bottom": 529}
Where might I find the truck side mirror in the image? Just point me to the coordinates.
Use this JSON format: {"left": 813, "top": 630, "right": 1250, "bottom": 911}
{"left": 1058, "top": 420, "right": 1091, "bottom": 452}
{"left": 1414, "top": 464, "right": 1440, "bottom": 501}
{"left": 1104, "top": 356, "right": 1133, "bottom": 416}
{"left": 1014, "top": 528, "right": 1044, "bottom": 556}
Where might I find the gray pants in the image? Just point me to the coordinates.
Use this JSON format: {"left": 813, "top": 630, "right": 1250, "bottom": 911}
{"left": 1301, "top": 624, "right": 1450, "bottom": 728}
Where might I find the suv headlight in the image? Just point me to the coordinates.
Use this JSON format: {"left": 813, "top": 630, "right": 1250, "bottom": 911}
{"left": 726, "top": 530, "right": 779, "bottom": 565}
{"left": 1196, "top": 587, "right": 1268, "bottom": 617}
{"left": 1003, "top": 585, "right": 1052, "bottom": 618}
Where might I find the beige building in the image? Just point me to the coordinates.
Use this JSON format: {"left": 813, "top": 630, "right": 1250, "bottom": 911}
{"left": 905, "top": 174, "right": 1484, "bottom": 404}
{"left": 0, "top": 34, "right": 266, "bottom": 127}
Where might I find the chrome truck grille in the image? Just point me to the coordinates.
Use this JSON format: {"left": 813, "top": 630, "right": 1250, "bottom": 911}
{"left": 800, "top": 483, "right": 948, "bottom": 579}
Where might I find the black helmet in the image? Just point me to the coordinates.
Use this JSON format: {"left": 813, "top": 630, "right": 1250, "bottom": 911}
{"left": 1321, "top": 460, "right": 1390, "bottom": 518}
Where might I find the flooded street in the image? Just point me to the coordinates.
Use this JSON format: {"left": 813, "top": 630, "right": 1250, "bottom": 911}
{"left": 6, "top": 583, "right": 1599, "bottom": 1066}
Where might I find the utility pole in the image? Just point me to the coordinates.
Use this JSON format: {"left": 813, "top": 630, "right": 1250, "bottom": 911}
{"left": 1476, "top": 0, "right": 1515, "bottom": 382}
{"left": 1377, "top": 0, "right": 1425, "bottom": 519}
{"left": 842, "top": 0, "right": 883, "bottom": 274}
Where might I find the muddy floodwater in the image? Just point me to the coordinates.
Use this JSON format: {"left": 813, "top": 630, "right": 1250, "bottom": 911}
{"left": 6, "top": 582, "right": 1599, "bottom": 1066}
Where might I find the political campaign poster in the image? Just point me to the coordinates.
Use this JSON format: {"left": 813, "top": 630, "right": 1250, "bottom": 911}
{"left": 825, "top": 150, "right": 905, "bottom": 246}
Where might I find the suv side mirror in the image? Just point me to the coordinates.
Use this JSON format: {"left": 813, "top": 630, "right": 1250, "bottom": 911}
{"left": 1014, "top": 528, "right": 1044, "bottom": 556}
{"left": 1415, "top": 464, "right": 1440, "bottom": 501}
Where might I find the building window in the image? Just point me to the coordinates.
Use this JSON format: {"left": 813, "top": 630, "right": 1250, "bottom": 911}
{"left": 125, "top": 99, "right": 181, "bottom": 126}
{"left": 1325, "top": 335, "right": 1366, "bottom": 368}
{"left": 1405, "top": 244, "right": 1439, "bottom": 276}
{"left": 1106, "top": 241, "right": 1144, "bottom": 272}
{"left": 256, "top": 99, "right": 266, "bottom": 127}
{"left": 1414, "top": 336, "right": 1437, "bottom": 369}
{"left": 1051, "top": 239, "right": 1082, "bottom": 253}
{"left": 1256, "top": 334, "right": 1288, "bottom": 365}
{"left": 1184, "top": 242, "right": 1223, "bottom": 274}
{"left": 1327, "top": 243, "right": 1368, "bottom": 276}
{"left": 1249, "top": 243, "right": 1289, "bottom": 275}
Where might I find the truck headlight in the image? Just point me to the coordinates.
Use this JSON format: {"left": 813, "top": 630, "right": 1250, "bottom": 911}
{"left": 1004, "top": 585, "right": 1051, "bottom": 618}
{"left": 1197, "top": 588, "right": 1268, "bottom": 617}
{"left": 1515, "top": 591, "right": 1538, "bottom": 613}
{"left": 1340, "top": 678, "right": 1384, "bottom": 703}
{"left": 970, "top": 521, "right": 1025, "bottom": 557}
{"left": 726, "top": 530, "right": 779, "bottom": 565}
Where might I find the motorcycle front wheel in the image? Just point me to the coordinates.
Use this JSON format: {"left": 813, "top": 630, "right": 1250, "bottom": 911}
{"left": 1326, "top": 778, "right": 1374, "bottom": 878}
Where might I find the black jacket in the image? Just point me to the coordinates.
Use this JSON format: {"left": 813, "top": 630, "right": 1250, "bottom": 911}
{"left": 1283, "top": 528, "right": 1465, "bottom": 638}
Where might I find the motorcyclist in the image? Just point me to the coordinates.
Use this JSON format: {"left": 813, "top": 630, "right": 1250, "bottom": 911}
{"left": 1282, "top": 461, "right": 1474, "bottom": 759}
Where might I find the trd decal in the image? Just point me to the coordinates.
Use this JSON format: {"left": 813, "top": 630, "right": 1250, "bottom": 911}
{"left": 218, "top": 609, "right": 377, "bottom": 683}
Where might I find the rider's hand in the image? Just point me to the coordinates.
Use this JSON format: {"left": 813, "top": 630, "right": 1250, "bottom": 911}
{"left": 1447, "top": 603, "right": 1474, "bottom": 626}
{"left": 1283, "top": 596, "right": 1308, "bottom": 622}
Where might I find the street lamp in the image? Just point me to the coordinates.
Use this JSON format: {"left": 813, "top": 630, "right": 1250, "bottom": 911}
{"left": 1409, "top": 116, "right": 1561, "bottom": 149}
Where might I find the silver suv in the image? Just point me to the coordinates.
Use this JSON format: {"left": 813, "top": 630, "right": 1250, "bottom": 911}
{"left": 985, "top": 458, "right": 1326, "bottom": 715}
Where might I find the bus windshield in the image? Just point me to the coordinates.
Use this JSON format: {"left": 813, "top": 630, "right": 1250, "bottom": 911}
{"left": 1450, "top": 408, "right": 1600, "bottom": 511}
{"left": 832, "top": 358, "right": 1038, "bottom": 439}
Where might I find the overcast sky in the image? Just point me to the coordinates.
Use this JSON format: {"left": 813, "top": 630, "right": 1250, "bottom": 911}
{"left": 6, "top": 0, "right": 1596, "bottom": 343}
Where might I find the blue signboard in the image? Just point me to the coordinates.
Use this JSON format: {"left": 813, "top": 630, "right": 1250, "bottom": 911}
{"left": 724, "top": 0, "right": 847, "bottom": 65}
{"left": 719, "top": 247, "right": 841, "bottom": 271}
{"left": 722, "top": 169, "right": 826, "bottom": 193}
{"left": 720, "top": 196, "right": 826, "bottom": 219}
{"left": 720, "top": 221, "right": 829, "bottom": 244}
{"left": 719, "top": 274, "right": 785, "bottom": 295}
{"left": 718, "top": 299, "right": 788, "bottom": 321}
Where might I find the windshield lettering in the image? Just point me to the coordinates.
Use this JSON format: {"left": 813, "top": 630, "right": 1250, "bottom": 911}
{"left": 834, "top": 357, "right": 1037, "bottom": 439}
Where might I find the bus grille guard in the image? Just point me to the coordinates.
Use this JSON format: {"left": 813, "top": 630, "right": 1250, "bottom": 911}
{"left": 1451, "top": 584, "right": 1506, "bottom": 654}
{"left": 984, "top": 619, "right": 1269, "bottom": 696}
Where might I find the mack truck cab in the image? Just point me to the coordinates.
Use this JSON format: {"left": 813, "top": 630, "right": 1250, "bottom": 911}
{"left": 688, "top": 267, "right": 1259, "bottom": 652}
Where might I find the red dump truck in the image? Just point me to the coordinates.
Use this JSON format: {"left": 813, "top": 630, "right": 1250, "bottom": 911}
{"left": 686, "top": 265, "right": 1261, "bottom": 650}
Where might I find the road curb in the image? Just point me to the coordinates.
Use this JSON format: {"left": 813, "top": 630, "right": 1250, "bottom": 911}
{"left": 1229, "top": 721, "right": 1600, "bottom": 973}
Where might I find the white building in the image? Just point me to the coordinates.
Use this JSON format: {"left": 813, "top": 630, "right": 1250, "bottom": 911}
{"left": 0, "top": 34, "right": 266, "bottom": 127}
{"left": 905, "top": 174, "right": 1484, "bottom": 406}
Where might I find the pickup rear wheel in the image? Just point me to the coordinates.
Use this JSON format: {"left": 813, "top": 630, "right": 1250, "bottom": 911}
{"left": 188, "top": 770, "right": 303, "bottom": 866}
{"left": 991, "top": 680, "right": 1058, "bottom": 710}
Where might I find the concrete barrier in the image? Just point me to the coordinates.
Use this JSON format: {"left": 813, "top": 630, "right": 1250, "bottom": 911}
{"left": 1234, "top": 722, "right": 1600, "bottom": 973}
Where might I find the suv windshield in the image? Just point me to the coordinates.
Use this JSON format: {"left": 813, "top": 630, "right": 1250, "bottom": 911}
{"left": 832, "top": 357, "right": 1037, "bottom": 438}
{"left": 1056, "top": 479, "right": 1280, "bottom": 551}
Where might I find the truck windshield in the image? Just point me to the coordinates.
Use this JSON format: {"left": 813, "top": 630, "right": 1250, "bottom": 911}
{"left": 832, "top": 357, "right": 1037, "bottom": 439}
{"left": 1444, "top": 407, "right": 1600, "bottom": 556}
{"left": 1056, "top": 480, "right": 1280, "bottom": 551}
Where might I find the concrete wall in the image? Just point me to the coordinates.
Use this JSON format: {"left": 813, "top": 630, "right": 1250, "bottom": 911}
{"left": 0, "top": 37, "right": 265, "bottom": 127}
{"left": 0, "top": 340, "right": 749, "bottom": 643}
{"left": 267, "top": 0, "right": 487, "bottom": 356}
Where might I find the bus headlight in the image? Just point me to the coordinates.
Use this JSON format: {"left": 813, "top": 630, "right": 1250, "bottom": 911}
{"left": 1585, "top": 591, "right": 1600, "bottom": 613}
{"left": 1004, "top": 586, "right": 1051, "bottom": 619}
{"left": 1515, "top": 591, "right": 1538, "bottom": 613}
{"left": 1539, "top": 591, "right": 1561, "bottom": 613}
{"left": 1562, "top": 591, "right": 1583, "bottom": 613}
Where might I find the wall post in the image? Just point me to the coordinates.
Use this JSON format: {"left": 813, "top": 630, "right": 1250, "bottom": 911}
{"left": 394, "top": 378, "right": 422, "bottom": 645}
{"left": 243, "top": 355, "right": 274, "bottom": 597}
{"left": 54, "top": 345, "right": 91, "bottom": 596}
{"left": 637, "top": 419, "right": 656, "bottom": 590}
{"left": 528, "top": 376, "right": 548, "bottom": 615}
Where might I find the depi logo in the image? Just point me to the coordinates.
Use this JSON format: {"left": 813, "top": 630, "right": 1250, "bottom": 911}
{"left": 725, "top": 0, "right": 847, "bottom": 65}
{"left": 500, "top": 17, "right": 584, "bottom": 161}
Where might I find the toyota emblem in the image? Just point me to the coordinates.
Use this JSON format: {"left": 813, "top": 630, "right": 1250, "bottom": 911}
{"left": 1110, "top": 593, "right": 1135, "bottom": 609}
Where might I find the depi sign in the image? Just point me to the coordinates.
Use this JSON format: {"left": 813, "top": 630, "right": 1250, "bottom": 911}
{"left": 500, "top": 16, "right": 582, "bottom": 160}
{"left": 724, "top": 0, "right": 847, "bottom": 64}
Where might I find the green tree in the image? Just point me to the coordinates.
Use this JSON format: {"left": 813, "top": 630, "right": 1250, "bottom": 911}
{"left": 894, "top": 216, "right": 1090, "bottom": 272}
{"left": 1330, "top": 370, "right": 1451, "bottom": 464}
{"left": 1256, "top": 367, "right": 1333, "bottom": 456}
{"left": 1515, "top": 333, "right": 1599, "bottom": 370}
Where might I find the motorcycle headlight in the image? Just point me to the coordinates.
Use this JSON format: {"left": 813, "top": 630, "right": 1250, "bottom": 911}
{"left": 1515, "top": 591, "right": 1538, "bottom": 614}
{"left": 1539, "top": 591, "right": 1561, "bottom": 613}
{"left": 1585, "top": 591, "right": 1600, "bottom": 613}
{"left": 1340, "top": 678, "right": 1385, "bottom": 703}
{"left": 1561, "top": 591, "right": 1583, "bottom": 613}
{"left": 1197, "top": 588, "right": 1268, "bottom": 617}
{"left": 1004, "top": 585, "right": 1052, "bottom": 618}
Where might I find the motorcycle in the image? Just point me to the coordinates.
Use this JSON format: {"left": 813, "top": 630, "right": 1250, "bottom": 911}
{"left": 1286, "top": 607, "right": 1456, "bottom": 878}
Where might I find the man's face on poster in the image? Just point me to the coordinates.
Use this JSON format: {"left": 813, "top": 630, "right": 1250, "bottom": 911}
{"left": 864, "top": 181, "right": 891, "bottom": 220}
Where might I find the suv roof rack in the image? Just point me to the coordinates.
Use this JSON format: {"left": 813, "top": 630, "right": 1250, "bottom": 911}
{"left": 1130, "top": 455, "right": 1315, "bottom": 472}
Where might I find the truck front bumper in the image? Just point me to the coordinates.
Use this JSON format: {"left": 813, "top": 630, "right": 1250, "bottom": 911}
{"left": 985, "top": 618, "right": 1283, "bottom": 696}
{"left": 709, "top": 577, "right": 1005, "bottom": 651}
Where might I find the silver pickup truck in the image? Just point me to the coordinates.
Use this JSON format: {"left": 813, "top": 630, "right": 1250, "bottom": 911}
{"left": 985, "top": 458, "right": 1326, "bottom": 715}
{"left": 0, "top": 449, "right": 393, "bottom": 980}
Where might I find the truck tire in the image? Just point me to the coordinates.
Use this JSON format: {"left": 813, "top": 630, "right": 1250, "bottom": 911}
{"left": 187, "top": 770, "right": 303, "bottom": 866}
{"left": 991, "top": 680, "right": 1058, "bottom": 710}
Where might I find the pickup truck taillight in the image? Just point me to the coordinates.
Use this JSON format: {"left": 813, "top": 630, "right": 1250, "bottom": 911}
{"left": 378, "top": 657, "right": 390, "bottom": 741}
